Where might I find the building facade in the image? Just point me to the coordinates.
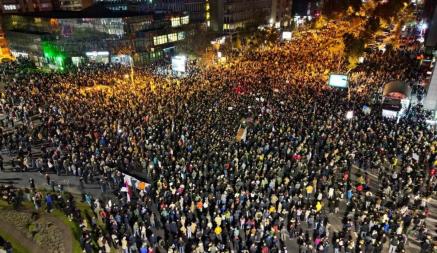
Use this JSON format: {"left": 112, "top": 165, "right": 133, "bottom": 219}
{"left": 425, "top": 0, "right": 437, "bottom": 50}
{"left": 57, "top": 0, "right": 93, "bottom": 11}
{"left": 211, "top": 0, "right": 270, "bottom": 32}
{"left": 2, "top": 5, "right": 191, "bottom": 66}
{"left": 270, "top": 0, "right": 292, "bottom": 26}
{"left": 210, "top": 0, "right": 291, "bottom": 33}
{"left": 292, "top": 0, "right": 321, "bottom": 17}
{"left": 94, "top": 0, "right": 208, "bottom": 24}
{"left": 423, "top": 0, "right": 437, "bottom": 112}
{"left": 1, "top": 0, "right": 56, "bottom": 13}
{"left": 154, "top": 0, "right": 206, "bottom": 23}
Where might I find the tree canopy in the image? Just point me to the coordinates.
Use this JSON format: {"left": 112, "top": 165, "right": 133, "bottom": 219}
{"left": 373, "top": 0, "right": 409, "bottom": 20}
{"left": 323, "top": 0, "right": 363, "bottom": 17}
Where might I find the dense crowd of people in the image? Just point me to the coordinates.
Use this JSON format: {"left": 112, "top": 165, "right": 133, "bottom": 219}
{"left": 0, "top": 16, "right": 436, "bottom": 253}
{"left": 0, "top": 235, "right": 12, "bottom": 253}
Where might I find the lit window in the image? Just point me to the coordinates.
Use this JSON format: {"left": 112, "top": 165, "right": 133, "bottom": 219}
{"left": 3, "top": 4, "right": 17, "bottom": 10}
{"left": 206, "top": 12, "right": 210, "bottom": 20}
{"left": 181, "top": 16, "right": 189, "bottom": 25}
{"left": 177, "top": 32, "right": 185, "bottom": 40}
{"left": 168, "top": 33, "right": 178, "bottom": 42}
{"left": 153, "top": 35, "right": 168, "bottom": 45}
{"left": 205, "top": 3, "right": 210, "bottom": 11}
{"left": 150, "top": 51, "right": 162, "bottom": 59}
{"left": 171, "top": 17, "right": 181, "bottom": 27}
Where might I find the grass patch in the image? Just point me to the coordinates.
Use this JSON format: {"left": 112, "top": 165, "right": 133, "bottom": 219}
{"left": 0, "top": 226, "right": 30, "bottom": 253}
{"left": 0, "top": 200, "right": 32, "bottom": 253}
{"left": 0, "top": 199, "right": 33, "bottom": 210}
{"left": 76, "top": 201, "right": 106, "bottom": 228}
{"left": 0, "top": 193, "right": 105, "bottom": 252}
{"left": 0, "top": 199, "right": 9, "bottom": 209}
{"left": 76, "top": 201, "right": 91, "bottom": 216}
{"left": 75, "top": 201, "right": 110, "bottom": 251}
{"left": 51, "top": 210, "right": 83, "bottom": 253}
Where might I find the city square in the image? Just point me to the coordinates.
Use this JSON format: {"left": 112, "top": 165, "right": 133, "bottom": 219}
{"left": 0, "top": 0, "right": 436, "bottom": 252}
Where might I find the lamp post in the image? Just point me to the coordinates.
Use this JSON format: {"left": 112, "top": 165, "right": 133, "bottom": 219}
{"left": 130, "top": 54, "right": 134, "bottom": 86}
{"left": 117, "top": 35, "right": 136, "bottom": 86}
{"left": 129, "top": 37, "right": 135, "bottom": 86}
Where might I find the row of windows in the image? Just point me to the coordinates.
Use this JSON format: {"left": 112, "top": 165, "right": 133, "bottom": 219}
{"left": 170, "top": 16, "right": 189, "bottom": 27}
{"left": 136, "top": 51, "right": 164, "bottom": 63}
{"left": 3, "top": 4, "right": 18, "bottom": 10}
{"left": 168, "top": 33, "right": 178, "bottom": 42}
{"left": 223, "top": 22, "right": 244, "bottom": 31}
{"left": 134, "top": 38, "right": 153, "bottom": 50}
{"left": 153, "top": 32, "right": 185, "bottom": 46}
{"left": 171, "top": 17, "right": 181, "bottom": 27}
{"left": 108, "top": 6, "right": 127, "bottom": 11}
{"left": 224, "top": 9, "right": 266, "bottom": 23}
{"left": 186, "top": 4, "right": 204, "bottom": 12}
{"left": 130, "top": 20, "right": 153, "bottom": 33}
{"left": 153, "top": 35, "right": 167, "bottom": 45}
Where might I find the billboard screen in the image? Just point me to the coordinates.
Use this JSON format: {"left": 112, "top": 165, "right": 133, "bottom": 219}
{"left": 328, "top": 74, "right": 348, "bottom": 88}
{"left": 172, "top": 55, "right": 187, "bottom": 73}
{"left": 282, "top": 31, "right": 293, "bottom": 41}
{"left": 382, "top": 109, "right": 398, "bottom": 118}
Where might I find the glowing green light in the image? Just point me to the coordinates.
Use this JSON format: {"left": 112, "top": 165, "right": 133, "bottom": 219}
{"left": 56, "top": 56, "right": 63, "bottom": 63}
{"left": 41, "top": 41, "right": 67, "bottom": 70}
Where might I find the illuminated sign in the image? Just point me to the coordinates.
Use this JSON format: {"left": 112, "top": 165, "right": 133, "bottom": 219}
{"left": 11, "top": 50, "right": 29, "bottom": 58}
{"left": 328, "top": 74, "right": 348, "bottom": 88}
{"left": 282, "top": 31, "right": 292, "bottom": 41}
{"left": 171, "top": 55, "right": 186, "bottom": 73}
{"left": 86, "top": 51, "right": 109, "bottom": 57}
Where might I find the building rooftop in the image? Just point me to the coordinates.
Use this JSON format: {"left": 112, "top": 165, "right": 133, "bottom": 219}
{"left": 3, "top": 3, "right": 169, "bottom": 19}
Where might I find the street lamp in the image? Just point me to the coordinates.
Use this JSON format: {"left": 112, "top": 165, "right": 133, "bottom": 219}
{"left": 129, "top": 55, "right": 135, "bottom": 85}
{"left": 116, "top": 41, "right": 135, "bottom": 86}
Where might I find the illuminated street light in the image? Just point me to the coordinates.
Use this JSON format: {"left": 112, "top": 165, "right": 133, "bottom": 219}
{"left": 418, "top": 21, "right": 428, "bottom": 37}
{"left": 419, "top": 22, "right": 428, "bottom": 31}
